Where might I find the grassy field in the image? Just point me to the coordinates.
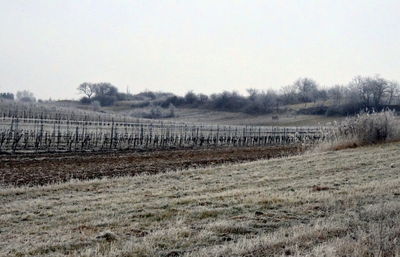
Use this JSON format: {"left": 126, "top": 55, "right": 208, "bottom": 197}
{"left": 2, "top": 99, "right": 341, "bottom": 127}
{"left": 161, "top": 108, "right": 342, "bottom": 126}
{"left": 1, "top": 143, "right": 399, "bottom": 256}
{"left": 102, "top": 100, "right": 341, "bottom": 127}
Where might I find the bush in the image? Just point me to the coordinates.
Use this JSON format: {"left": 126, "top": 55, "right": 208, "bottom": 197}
{"left": 92, "top": 95, "right": 117, "bottom": 106}
{"left": 140, "top": 106, "right": 163, "bottom": 119}
{"left": 16, "top": 90, "right": 36, "bottom": 102}
{"left": 342, "top": 111, "right": 399, "bottom": 144}
{"left": 161, "top": 96, "right": 186, "bottom": 108}
{"left": 80, "top": 97, "right": 92, "bottom": 105}
{"left": 136, "top": 91, "right": 156, "bottom": 100}
{"left": 116, "top": 92, "right": 134, "bottom": 101}
{"left": 184, "top": 91, "right": 199, "bottom": 105}
{"left": 325, "top": 102, "right": 364, "bottom": 116}
{"left": 319, "top": 111, "right": 400, "bottom": 151}
{"left": 139, "top": 104, "right": 176, "bottom": 119}
{"left": 211, "top": 91, "right": 248, "bottom": 111}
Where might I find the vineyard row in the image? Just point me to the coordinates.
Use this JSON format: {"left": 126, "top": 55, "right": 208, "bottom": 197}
{"left": 0, "top": 117, "right": 324, "bottom": 153}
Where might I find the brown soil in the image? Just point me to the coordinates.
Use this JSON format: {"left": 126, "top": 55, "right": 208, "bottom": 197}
{"left": 0, "top": 145, "right": 303, "bottom": 187}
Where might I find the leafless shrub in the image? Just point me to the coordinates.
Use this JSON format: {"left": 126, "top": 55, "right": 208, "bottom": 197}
{"left": 317, "top": 110, "right": 400, "bottom": 151}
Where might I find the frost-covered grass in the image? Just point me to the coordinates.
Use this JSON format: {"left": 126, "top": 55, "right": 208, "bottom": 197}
{"left": 1, "top": 142, "right": 400, "bottom": 256}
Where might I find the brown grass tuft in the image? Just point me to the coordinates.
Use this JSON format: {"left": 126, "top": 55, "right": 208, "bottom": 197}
{"left": 96, "top": 231, "right": 119, "bottom": 242}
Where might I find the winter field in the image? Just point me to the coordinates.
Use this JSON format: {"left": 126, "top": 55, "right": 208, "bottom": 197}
{"left": 1, "top": 142, "right": 399, "bottom": 256}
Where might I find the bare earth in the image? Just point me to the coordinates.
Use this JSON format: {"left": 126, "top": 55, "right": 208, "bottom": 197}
{"left": 1, "top": 142, "right": 399, "bottom": 256}
{"left": 0, "top": 145, "right": 301, "bottom": 187}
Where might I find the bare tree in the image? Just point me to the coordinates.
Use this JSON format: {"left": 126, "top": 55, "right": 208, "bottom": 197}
{"left": 280, "top": 85, "right": 298, "bottom": 105}
{"left": 293, "top": 78, "right": 319, "bottom": 105}
{"left": 184, "top": 91, "right": 199, "bottom": 105}
{"left": 328, "top": 85, "right": 345, "bottom": 105}
{"left": 92, "top": 83, "right": 118, "bottom": 97}
{"left": 350, "top": 75, "right": 389, "bottom": 108}
{"left": 77, "top": 82, "right": 96, "bottom": 99}
{"left": 386, "top": 81, "right": 400, "bottom": 105}
{"left": 265, "top": 89, "right": 279, "bottom": 112}
{"left": 246, "top": 88, "right": 259, "bottom": 102}
{"left": 369, "top": 76, "right": 388, "bottom": 107}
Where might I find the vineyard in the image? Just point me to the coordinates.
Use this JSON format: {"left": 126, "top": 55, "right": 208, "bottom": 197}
{"left": 0, "top": 99, "right": 143, "bottom": 122}
{"left": 0, "top": 101, "right": 324, "bottom": 153}
{"left": 0, "top": 117, "right": 324, "bottom": 153}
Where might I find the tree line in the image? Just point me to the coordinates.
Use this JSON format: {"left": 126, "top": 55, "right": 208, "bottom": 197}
{"left": 1, "top": 75, "right": 399, "bottom": 117}
{"left": 160, "top": 76, "right": 400, "bottom": 116}
{"left": 75, "top": 75, "right": 400, "bottom": 116}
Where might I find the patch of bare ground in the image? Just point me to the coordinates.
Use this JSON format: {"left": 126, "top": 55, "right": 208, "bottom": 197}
{"left": 0, "top": 143, "right": 399, "bottom": 256}
{"left": 0, "top": 145, "right": 302, "bottom": 187}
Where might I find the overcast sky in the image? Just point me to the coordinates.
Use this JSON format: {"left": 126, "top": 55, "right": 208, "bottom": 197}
{"left": 1, "top": 0, "right": 399, "bottom": 100}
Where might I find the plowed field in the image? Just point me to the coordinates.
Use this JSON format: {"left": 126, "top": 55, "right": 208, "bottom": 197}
{"left": 0, "top": 145, "right": 303, "bottom": 186}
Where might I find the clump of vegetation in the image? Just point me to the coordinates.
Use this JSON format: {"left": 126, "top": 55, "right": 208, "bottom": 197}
{"left": 318, "top": 110, "right": 400, "bottom": 150}
{"left": 139, "top": 103, "right": 176, "bottom": 119}
{"left": 16, "top": 90, "right": 36, "bottom": 102}
{"left": 158, "top": 75, "right": 400, "bottom": 116}
{"left": 69, "top": 75, "right": 400, "bottom": 118}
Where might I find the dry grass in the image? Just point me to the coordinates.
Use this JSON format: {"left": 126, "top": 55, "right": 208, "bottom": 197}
{"left": 1, "top": 143, "right": 400, "bottom": 256}
{"left": 315, "top": 111, "right": 400, "bottom": 152}
{"left": 158, "top": 108, "right": 341, "bottom": 126}
{"left": 104, "top": 101, "right": 339, "bottom": 126}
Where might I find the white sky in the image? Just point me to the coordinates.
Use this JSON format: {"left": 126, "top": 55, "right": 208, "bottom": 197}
{"left": 1, "top": 0, "right": 399, "bottom": 100}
